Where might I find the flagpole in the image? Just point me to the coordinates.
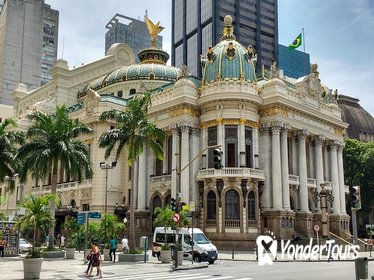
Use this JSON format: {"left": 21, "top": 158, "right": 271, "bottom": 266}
{"left": 302, "top": 28, "right": 307, "bottom": 75}
{"left": 302, "top": 28, "right": 306, "bottom": 53}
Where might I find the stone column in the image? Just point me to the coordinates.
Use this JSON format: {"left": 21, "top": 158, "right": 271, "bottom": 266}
{"left": 259, "top": 124, "right": 271, "bottom": 210}
{"left": 253, "top": 126, "right": 259, "bottom": 168}
{"left": 298, "top": 130, "right": 309, "bottom": 212}
{"left": 201, "top": 126, "right": 208, "bottom": 169}
{"left": 180, "top": 124, "right": 190, "bottom": 203}
{"left": 191, "top": 127, "right": 200, "bottom": 203}
{"left": 271, "top": 122, "right": 283, "bottom": 210}
{"left": 171, "top": 126, "right": 179, "bottom": 198}
{"left": 162, "top": 140, "right": 168, "bottom": 174}
{"left": 291, "top": 135, "right": 298, "bottom": 175}
{"left": 217, "top": 119, "right": 225, "bottom": 167}
{"left": 239, "top": 120, "right": 246, "bottom": 167}
{"left": 314, "top": 135, "right": 325, "bottom": 211}
{"left": 323, "top": 144, "right": 329, "bottom": 181}
{"left": 281, "top": 124, "right": 290, "bottom": 210}
{"left": 330, "top": 141, "right": 341, "bottom": 214}
{"left": 137, "top": 146, "right": 147, "bottom": 210}
{"left": 337, "top": 142, "right": 346, "bottom": 214}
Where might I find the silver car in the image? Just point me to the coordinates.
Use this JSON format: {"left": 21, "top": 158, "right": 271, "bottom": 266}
{"left": 19, "top": 238, "right": 32, "bottom": 253}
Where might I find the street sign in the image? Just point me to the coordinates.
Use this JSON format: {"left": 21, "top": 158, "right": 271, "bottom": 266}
{"left": 77, "top": 212, "right": 86, "bottom": 225}
{"left": 89, "top": 212, "right": 101, "bottom": 219}
{"left": 172, "top": 213, "right": 180, "bottom": 222}
{"left": 314, "top": 224, "right": 320, "bottom": 232}
{"left": 189, "top": 201, "right": 196, "bottom": 212}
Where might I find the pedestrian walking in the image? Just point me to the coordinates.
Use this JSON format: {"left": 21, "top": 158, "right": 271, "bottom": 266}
{"left": 86, "top": 241, "right": 102, "bottom": 278}
{"left": 110, "top": 237, "right": 117, "bottom": 263}
{"left": 45, "top": 234, "right": 49, "bottom": 246}
{"left": 121, "top": 236, "right": 129, "bottom": 253}
{"left": 60, "top": 234, "right": 65, "bottom": 248}
{"left": 0, "top": 238, "right": 5, "bottom": 258}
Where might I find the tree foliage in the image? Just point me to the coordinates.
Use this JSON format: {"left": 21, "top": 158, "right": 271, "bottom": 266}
{"left": 16, "top": 105, "right": 92, "bottom": 248}
{"left": 15, "top": 194, "right": 57, "bottom": 256}
{"left": 0, "top": 118, "right": 24, "bottom": 193}
{"left": 343, "top": 139, "right": 374, "bottom": 230}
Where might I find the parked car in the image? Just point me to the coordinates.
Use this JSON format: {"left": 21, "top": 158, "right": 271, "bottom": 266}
{"left": 19, "top": 238, "right": 32, "bottom": 253}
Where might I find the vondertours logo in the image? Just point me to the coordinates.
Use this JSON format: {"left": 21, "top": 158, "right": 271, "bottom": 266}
{"left": 256, "top": 232, "right": 360, "bottom": 266}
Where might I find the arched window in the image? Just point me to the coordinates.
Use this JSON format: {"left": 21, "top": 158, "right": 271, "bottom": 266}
{"left": 153, "top": 196, "right": 162, "bottom": 210}
{"left": 247, "top": 191, "right": 256, "bottom": 221}
{"left": 70, "top": 199, "right": 76, "bottom": 208}
{"left": 207, "top": 191, "right": 216, "bottom": 220}
{"left": 225, "top": 190, "right": 240, "bottom": 228}
{"left": 164, "top": 194, "right": 171, "bottom": 207}
{"left": 117, "top": 90, "right": 123, "bottom": 97}
{"left": 129, "top": 88, "right": 136, "bottom": 95}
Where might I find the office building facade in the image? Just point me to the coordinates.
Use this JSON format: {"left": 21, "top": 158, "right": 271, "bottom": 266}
{"left": 0, "top": 0, "right": 58, "bottom": 105}
{"left": 105, "top": 14, "right": 163, "bottom": 62}
{"left": 278, "top": 44, "right": 310, "bottom": 79}
{"left": 171, "top": 0, "right": 278, "bottom": 77}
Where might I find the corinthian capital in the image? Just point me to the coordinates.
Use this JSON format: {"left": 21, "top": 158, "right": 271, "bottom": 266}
{"left": 314, "top": 135, "right": 325, "bottom": 145}
{"left": 297, "top": 129, "right": 309, "bottom": 141}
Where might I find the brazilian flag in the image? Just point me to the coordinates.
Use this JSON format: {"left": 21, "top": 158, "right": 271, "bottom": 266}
{"left": 289, "top": 33, "right": 302, "bottom": 50}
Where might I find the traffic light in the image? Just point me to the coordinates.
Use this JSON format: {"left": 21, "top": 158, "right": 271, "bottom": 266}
{"left": 349, "top": 186, "right": 361, "bottom": 209}
{"left": 171, "top": 197, "right": 177, "bottom": 212}
{"left": 213, "top": 148, "right": 222, "bottom": 169}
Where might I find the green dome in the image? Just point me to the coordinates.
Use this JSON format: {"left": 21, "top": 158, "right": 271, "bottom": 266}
{"left": 202, "top": 15, "right": 256, "bottom": 85}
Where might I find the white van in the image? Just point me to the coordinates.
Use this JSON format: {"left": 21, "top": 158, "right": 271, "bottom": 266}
{"left": 152, "top": 227, "right": 218, "bottom": 264}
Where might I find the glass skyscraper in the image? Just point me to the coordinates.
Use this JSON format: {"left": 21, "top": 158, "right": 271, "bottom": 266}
{"left": 278, "top": 44, "right": 310, "bottom": 79}
{"left": 171, "top": 0, "right": 278, "bottom": 77}
{"left": 105, "top": 14, "right": 163, "bottom": 62}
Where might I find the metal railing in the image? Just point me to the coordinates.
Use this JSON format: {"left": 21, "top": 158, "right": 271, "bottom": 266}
{"left": 225, "top": 219, "right": 241, "bottom": 228}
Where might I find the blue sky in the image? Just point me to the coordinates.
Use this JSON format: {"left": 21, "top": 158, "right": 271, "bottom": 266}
{"left": 47, "top": 0, "right": 374, "bottom": 115}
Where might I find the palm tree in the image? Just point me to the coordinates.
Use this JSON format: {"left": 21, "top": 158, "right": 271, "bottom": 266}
{"left": 15, "top": 194, "right": 56, "bottom": 254}
{"left": 0, "top": 118, "right": 24, "bottom": 192}
{"left": 153, "top": 205, "right": 174, "bottom": 248}
{"left": 99, "top": 92, "right": 165, "bottom": 250}
{"left": 16, "top": 105, "right": 93, "bottom": 248}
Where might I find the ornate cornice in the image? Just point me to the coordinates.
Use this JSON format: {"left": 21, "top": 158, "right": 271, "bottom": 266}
{"left": 259, "top": 106, "right": 289, "bottom": 117}
{"left": 200, "top": 118, "right": 259, "bottom": 128}
{"left": 169, "top": 107, "right": 200, "bottom": 118}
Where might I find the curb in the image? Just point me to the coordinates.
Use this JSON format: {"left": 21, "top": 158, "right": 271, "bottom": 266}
{"left": 170, "top": 263, "right": 209, "bottom": 271}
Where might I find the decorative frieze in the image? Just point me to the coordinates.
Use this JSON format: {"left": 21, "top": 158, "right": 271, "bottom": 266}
{"left": 259, "top": 106, "right": 288, "bottom": 117}
{"left": 169, "top": 107, "right": 200, "bottom": 118}
{"left": 200, "top": 118, "right": 259, "bottom": 128}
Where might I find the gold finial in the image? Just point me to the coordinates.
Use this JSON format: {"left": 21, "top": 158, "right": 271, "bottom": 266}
{"left": 221, "top": 15, "right": 236, "bottom": 41}
{"left": 144, "top": 16, "right": 164, "bottom": 48}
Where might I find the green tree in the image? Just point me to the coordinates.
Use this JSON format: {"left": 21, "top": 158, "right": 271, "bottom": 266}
{"left": 344, "top": 139, "right": 374, "bottom": 233}
{"left": 63, "top": 217, "right": 80, "bottom": 248}
{"left": 0, "top": 118, "right": 24, "bottom": 192}
{"left": 99, "top": 92, "right": 165, "bottom": 250}
{"left": 100, "top": 214, "right": 125, "bottom": 245}
{"left": 16, "top": 105, "right": 93, "bottom": 248}
{"left": 153, "top": 205, "right": 174, "bottom": 248}
{"left": 15, "top": 194, "right": 57, "bottom": 256}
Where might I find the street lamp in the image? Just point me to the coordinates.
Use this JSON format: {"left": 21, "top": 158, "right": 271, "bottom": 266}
{"left": 313, "top": 183, "right": 334, "bottom": 238}
{"left": 99, "top": 161, "right": 117, "bottom": 214}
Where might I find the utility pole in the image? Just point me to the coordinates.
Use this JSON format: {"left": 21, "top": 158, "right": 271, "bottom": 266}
{"left": 173, "top": 144, "right": 221, "bottom": 268}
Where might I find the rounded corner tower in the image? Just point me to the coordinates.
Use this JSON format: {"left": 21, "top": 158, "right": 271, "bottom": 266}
{"left": 201, "top": 15, "right": 257, "bottom": 85}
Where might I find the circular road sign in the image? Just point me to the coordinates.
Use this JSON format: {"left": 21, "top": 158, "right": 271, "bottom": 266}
{"left": 173, "top": 213, "right": 180, "bottom": 222}
{"left": 314, "top": 224, "right": 320, "bottom": 232}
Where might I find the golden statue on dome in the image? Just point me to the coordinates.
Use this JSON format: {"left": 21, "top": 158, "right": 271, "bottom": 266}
{"left": 144, "top": 16, "right": 164, "bottom": 48}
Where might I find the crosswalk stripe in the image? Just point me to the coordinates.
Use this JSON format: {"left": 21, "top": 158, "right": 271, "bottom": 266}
{"left": 145, "top": 274, "right": 209, "bottom": 280}
{"left": 208, "top": 277, "right": 235, "bottom": 280}
{"left": 234, "top": 278, "right": 253, "bottom": 280}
